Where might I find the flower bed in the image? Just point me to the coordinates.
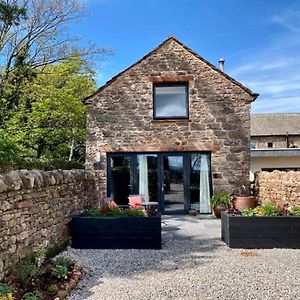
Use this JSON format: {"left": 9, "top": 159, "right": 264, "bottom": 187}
{"left": 70, "top": 205, "right": 162, "bottom": 249}
{"left": 1, "top": 249, "right": 83, "bottom": 300}
{"left": 222, "top": 204, "right": 300, "bottom": 249}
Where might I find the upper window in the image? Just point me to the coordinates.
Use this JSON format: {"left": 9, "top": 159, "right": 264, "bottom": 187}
{"left": 153, "top": 83, "right": 188, "bottom": 119}
{"left": 267, "top": 141, "right": 274, "bottom": 148}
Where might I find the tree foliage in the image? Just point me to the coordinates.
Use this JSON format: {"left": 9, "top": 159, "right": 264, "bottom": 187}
{"left": 6, "top": 56, "right": 96, "bottom": 161}
{"left": 0, "top": 0, "right": 106, "bottom": 169}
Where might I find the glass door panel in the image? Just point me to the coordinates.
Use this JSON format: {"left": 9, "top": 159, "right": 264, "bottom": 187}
{"left": 190, "top": 153, "right": 211, "bottom": 213}
{"left": 137, "top": 154, "right": 158, "bottom": 202}
{"left": 110, "top": 156, "right": 132, "bottom": 205}
{"left": 163, "top": 155, "right": 184, "bottom": 213}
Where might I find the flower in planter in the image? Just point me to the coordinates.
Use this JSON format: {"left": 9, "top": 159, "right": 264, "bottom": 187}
{"left": 241, "top": 204, "right": 280, "bottom": 217}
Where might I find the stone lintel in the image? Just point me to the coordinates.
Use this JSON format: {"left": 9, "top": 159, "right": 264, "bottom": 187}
{"left": 149, "top": 75, "right": 194, "bottom": 83}
{"left": 98, "top": 144, "right": 220, "bottom": 153}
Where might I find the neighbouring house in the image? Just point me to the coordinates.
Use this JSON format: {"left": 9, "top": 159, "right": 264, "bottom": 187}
{"left": 84, "top": 36, "right": 258, "bottom": 214}
{"left": 250, "top": 113, "right": 300, "bottom": 180}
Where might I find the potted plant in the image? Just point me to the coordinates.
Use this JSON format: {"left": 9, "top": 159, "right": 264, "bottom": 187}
{"left": 210, "top": 191, "right": 233, "bottom": 218}
{"left": 234, "top": 184, "right": 256, "bottom": 211}
{"left": 233, "top": 161, "right": 256, "bottom": 211}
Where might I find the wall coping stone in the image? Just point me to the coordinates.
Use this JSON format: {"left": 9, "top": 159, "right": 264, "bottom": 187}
{"left": 0, "top": 169, "right": 94, "bottom": 193}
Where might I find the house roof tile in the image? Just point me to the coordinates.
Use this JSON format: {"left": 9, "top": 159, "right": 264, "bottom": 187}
{"left": 251, "top": 113, "right": 300, "bottom": 136}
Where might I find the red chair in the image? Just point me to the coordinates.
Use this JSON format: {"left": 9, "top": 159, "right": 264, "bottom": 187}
{"left": 128, "top": 195, "right": 145, "bottom": 210}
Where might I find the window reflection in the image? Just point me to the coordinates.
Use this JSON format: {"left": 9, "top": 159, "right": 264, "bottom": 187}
{"left": 110, "top": 156, "right": 131, "bottom": 205}
{"left": 137, "top": 154, "right": 158, "bottom": 202}
{"left": 154, "top": 84, "right": 188, "bottom": 118}
{"left": 190, "top": 154, "right": 211, "bottom": 213}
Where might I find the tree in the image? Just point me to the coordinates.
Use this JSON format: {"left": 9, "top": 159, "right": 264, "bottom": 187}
{"left": 6, "top": 56, "right": 96, "bottom": 161}
{"left": 0, "top": 0, "right": 110, "bottom": 121}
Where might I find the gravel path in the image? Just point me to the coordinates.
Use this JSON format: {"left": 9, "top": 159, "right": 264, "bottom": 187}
{"left": 64, "top": 217, "right": 300, "bottom": 300}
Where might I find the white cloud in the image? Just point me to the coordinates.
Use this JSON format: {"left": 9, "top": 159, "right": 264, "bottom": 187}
{"left": 269, "top": 6, "right": 300, "bottom": 33}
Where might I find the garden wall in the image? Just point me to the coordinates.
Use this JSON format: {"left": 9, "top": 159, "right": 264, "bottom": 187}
{"left": 254, "top": 171, "right": 300, "bottom": 206}
{"left": 0, "top": 169, "right": 102, "bottom": 280}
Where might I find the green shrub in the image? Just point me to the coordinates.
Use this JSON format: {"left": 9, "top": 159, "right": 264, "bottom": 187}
{"left": 291, "top": 206, "right": 300, "bottom": 216}
{"left": 51, "top": 265, "right": 69, "bottom": 280}
{"left": 48, "top": 284, "right": 59, "bottom": 294}
{"left": 122, "top": 209, "right": 147, "bottom": 217}
{"left": 0, "top": 130, "right": 23, "bottom": 168}
{"left": 211, "top": 191, "right": 233, "bottom": 208}
{"left": 52, "top": 256, "right": 70, "bottom": 269}
{"left": 241, "top": 208, "right": 255, "bottom": 217}
{"left": 256, "top": 204, "right": 280, "bottom": 216}
{"left": 15, "top": 254, "right": 39, "bottom": 288}
{"left": 22, "top": 292, "right": 42, "bottom": 300}
{"left": 0, "top": 283, "right": 13, "bottom": 297}
{"left": 241, "top": 204, "right": 280, "bottom": 217}
{"left": 85, "top": 206, "right": 147, "bottom": 217}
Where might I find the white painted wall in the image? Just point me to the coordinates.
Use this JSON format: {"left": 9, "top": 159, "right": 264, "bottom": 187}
{"left": 250, "top": 156, "right": 300, "bottom": 180}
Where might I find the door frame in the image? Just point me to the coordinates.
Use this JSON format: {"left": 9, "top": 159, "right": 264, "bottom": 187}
{"left": 107, "top": 151, "right": 212, "bottom": 214}
{"left": 158, "top": 153, "right": 189, "bottom": 214}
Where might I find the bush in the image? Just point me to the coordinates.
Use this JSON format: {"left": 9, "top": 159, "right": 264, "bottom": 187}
{"left": 52, "top": 256, "right": 70, "bottom": 269}
{"left": 22, "top": 292, "right": 42, "bottom": 300}
{"left": 0, "top": 283, "right": 13, "bottom": 300}
{"left": 85, "top": 205, "right": 148, "bottom": 217}
{"left": 241, "top": 204, "right": 280, "bottom": 217}
{"left": 0, "top": 131, "right": 23, "bottom": 168}
{"left": 15, "top": 254, "right": 39, "bottom": 288}
{"left": 51, "top": 255, "right": 71, "bottom": 280}
{"left": 291, "top": 206, "right": 300, "bottom": 216}
{"left": 211, "top": 191, "right": 233, "bottom": 208}
{"left": 48, "top": 284, "right": 59, "bottom": 294}
{"left": 51, "top": 265, "right": 69, "bottom": 280}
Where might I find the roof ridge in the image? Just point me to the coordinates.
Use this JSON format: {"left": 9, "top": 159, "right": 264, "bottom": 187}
{"left": 84, "top": 36, "right": 259, "bottom": 103}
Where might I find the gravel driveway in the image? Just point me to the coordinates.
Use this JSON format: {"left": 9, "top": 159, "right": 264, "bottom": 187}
{"left": 65, "top": 215, "right": 300, "bottom": 300}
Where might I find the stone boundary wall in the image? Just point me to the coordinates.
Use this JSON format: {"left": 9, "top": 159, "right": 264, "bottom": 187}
{"left": 254, "top": 171, "right": 300, "bottom": 206}
{"left": 0, "top": 169, "right": 101, "bottom": 279}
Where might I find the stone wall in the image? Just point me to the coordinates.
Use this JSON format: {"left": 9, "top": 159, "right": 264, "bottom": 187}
{"left": 85, "top": 37, "right": 257, "bottom": 194}
{"left": 0, "top": 169, "right": 101, "bottom": 279}
{"left": 254, "top": 171, "right": 300, "bottom": 206}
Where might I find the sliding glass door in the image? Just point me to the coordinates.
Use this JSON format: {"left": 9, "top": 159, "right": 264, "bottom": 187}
{"left": 107, "top": 152, "right": 212, "bottom": 214}
{"left": 190, "top": 153, "right": 211, "bottom": 213}
{"left": 162, "top": 155, "right": 185, "bottom": 213}
{"left": 109, "top": 155, "right": 132, "bottom": 205}
{"left": 137, "top": 154, "right": 158, "bottom": 203}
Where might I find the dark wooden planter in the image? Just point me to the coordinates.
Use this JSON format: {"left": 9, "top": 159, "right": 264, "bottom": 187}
{"left": 221, "top": 212, "right": 300, "bottom": 249}
{"left": 70, "top": 215, "right": 162, "bottom": 249}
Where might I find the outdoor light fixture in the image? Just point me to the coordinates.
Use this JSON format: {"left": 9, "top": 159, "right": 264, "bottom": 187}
{"left": 94, "top": 151, "right": 101, "bottom": 170}
{"left": 95, "top": 151, "right": 101, "bottom": 163}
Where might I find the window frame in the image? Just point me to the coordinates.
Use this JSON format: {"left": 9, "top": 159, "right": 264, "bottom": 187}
{"left": 153, "top": 82, "right": 189, "bottom": 120}
{"left": 267, "top": 141, "right": 274, "bottom": 148}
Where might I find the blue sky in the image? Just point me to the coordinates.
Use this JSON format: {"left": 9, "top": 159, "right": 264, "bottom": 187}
{"left": 73, "top": 0, "right": 300, "bottom": 113}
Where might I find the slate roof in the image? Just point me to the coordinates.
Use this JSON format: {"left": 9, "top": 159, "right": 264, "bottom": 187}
{"left": 251, "top": 113, "right": 300, "bottom": 136}
{"left": 84, "top": 36, "right": 259, "bottom": 104}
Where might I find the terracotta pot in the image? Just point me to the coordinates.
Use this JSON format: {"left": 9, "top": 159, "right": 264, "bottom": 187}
{"left": 234, "top": 196, "right": 256, "bottom": 211}
{"left": 212, "top": 204, "right": 227, "bottom": 218}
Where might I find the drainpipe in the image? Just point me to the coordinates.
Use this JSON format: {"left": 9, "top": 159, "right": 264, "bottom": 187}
{"left": 219, "top": 58, "right": 225, "bottom": 72}
{"left": 286, "top": 131, "right": 289, "bottom": 148}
